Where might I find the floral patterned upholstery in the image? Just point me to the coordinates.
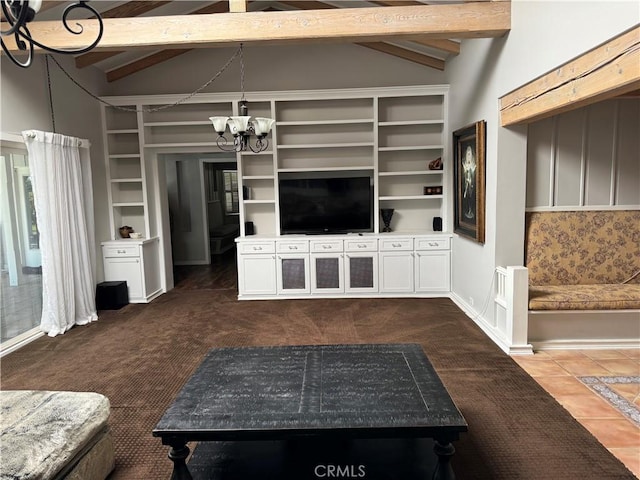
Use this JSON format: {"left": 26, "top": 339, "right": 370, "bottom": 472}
{"left": 525, "top": 210, "right": 640, "bottom": 310}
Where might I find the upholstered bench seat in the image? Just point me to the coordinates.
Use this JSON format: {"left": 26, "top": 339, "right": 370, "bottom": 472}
{"left": 0, "top": 390, "right": 115, "bottom": 480}
{"left": 529, "top": 284, "right": 640, "bottom": 310}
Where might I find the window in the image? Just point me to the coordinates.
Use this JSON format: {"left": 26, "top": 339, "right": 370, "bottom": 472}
{"left": 223, "top": 170, "right": 239, "bottom": 215}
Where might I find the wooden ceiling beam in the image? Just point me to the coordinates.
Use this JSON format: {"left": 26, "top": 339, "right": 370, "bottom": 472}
{"left": 74, "top": 0, "right": 173, "bottom": 68}
{"left": 500, "top": 25, "right": 640, "bottom": 126}
{"left": 358, "top": 42, "right": 445, "bottom": 70}
{"left": 1, "top": 3, "right": 511, "bottom": 53}
{"left": 75, "top": 1, "right": 228, "bottom": 69}
{"left": 107, "top": 49, "right": 191, "bottom": 83}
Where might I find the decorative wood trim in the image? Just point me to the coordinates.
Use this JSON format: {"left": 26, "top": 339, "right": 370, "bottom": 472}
{"left": 500, "top": 25, "right": 640, "bottom": 126}
{"left": 2, "top": 3, "right": 510, "bottom": 53}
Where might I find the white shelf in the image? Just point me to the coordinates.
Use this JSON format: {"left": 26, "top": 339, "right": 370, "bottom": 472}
{"left": 378, "top": 145, "right": 444, "bottom": 152}
{"left": 108, "top": 154, "right": 141, "bottom": 159}
{"left": 278, "top": 119, "right": 373, "bottom": 126}
{"left": 243, "top": 175, "right": 275, "bottom": 180}
{"left": 278, "top": 166, "right": 374, "bottom": 173}
{"left": 244, "top": 199, "right": 276, "bottom": 204}
{"left": 379, "top": 195, "right": 444, "bottom": 201}
{"left": 378, "top": 171, "right": 442, "bottom": 177}
{"left": 278, "top": 142, "right": 374, "bottom": 149}
{"left": 143, "top": 121, "right": 211, "bottom": 127}
{"left": 144, "top": 142, "right": 219, "bottom": 148}
{"left": 107, "top": 129, "right": 138, "bottom": 134}
{"left": 240, "top": 150, "right": 274, "bottom": 156}
{"left": 112, "top": 202, "right": 145, "bottom": 207}
{"left": 110, "top": 178, "right": 143, "bottom": 183}
{"left": 378, "top": 120, "right": 444, "bottom": 126}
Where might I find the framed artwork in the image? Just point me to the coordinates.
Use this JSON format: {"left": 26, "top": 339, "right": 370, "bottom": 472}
{"left": 453, "top": 120, "right": 486, "bottom": 244}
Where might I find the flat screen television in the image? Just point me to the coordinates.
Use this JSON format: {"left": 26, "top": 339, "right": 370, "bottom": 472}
{"left": 279, "top": 175, "right": 373, "bottom": 234}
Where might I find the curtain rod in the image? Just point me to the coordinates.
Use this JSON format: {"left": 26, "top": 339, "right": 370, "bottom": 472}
{"left": 22, "top": 130, "right": 91, "bottom": 148}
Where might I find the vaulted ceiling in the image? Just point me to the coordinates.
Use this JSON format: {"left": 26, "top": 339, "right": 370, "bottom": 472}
{"left": 2, "top": 0, "right": 511, "bottom": 82}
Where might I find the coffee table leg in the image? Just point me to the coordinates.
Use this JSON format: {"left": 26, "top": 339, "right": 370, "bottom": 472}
{"left": 432, "top": 440, "right": 456, "bottom": 480}
{"left": 168, "top": 442, "right": 193, "bottom": 480}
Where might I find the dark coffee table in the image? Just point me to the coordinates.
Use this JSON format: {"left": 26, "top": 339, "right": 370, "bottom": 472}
{"left": 153, "top": 344, "right": 467, "bottom": 480}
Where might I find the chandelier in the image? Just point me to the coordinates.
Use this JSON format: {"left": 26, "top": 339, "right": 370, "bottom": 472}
{"left": 209, "top": 45, "right": 275, "bottom": 153}
{"left": 1, "top": 0, "right": 104, "bottom": 68}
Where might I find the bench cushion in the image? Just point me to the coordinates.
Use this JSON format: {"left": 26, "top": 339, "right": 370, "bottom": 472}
{"left": 525, "top": 210, "right": 640, "bottom": 286}
{"left": 0, "top": 390, "right": 112, "bottom": 480}
{"left": 529, "top": 284, "right": 640, "bottom": 310}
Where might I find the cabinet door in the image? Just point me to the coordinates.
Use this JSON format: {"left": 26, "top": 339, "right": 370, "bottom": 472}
{"left": 345, "top": 253, "right": 378, "bottom": 293}
{"left": 104, "top": 257, "right": 143, "bottom": 301}
{"left": 379, "top": 251, "right": 414, "bottom": 293}
{"left": 277, "top": 254, "right": 310, "bottom": 294}
{"left": 415, "top": 251, "right": 450, "bottom": 293}
{"left": 311, "top": 254, "right": 344, "bottom": 294}
{"left": 238, "top": 254, "right": 277, "bottom": 296}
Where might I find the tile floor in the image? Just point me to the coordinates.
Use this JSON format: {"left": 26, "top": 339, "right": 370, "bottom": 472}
{"left": 513, "top": 349, "right": 640, "bottom": 478}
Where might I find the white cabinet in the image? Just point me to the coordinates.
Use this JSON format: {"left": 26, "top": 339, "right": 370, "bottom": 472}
{"left": 276, "top": 240, "right": 310, "bottom": 294}
{"left": 236, "top": 234, "right": 449, "bottom": 299}
{"left": 237, "top": 241, "right": 277, "bottom": 297}
{"left": 415, "top": 237, "right": 451, "bottom": 293}
{"left": 101, "top": 238, "right": 162, "bottom": 303}
{"left": 310, "top": 239, "right": 344, "bottom": 294}
{"left": 379, "top": 237, "right": 414, "bottom": 293}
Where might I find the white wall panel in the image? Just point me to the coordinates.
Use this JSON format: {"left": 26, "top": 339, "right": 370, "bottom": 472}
{"left": 616, "top": 101, "right": 640, "bottom": 206}
{"left": 585, "top": 101, "right": 615, "bottom": 205}
{"left": 526, "top": 99, "right": 640, "bottom": 210}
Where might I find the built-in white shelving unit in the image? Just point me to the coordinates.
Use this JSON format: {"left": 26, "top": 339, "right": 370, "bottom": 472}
{"left": 100, "top": 85, "right": 450, "bottom": 301}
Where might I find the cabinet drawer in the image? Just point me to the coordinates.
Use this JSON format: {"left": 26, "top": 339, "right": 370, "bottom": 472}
{"left": 310, "top": 239, "right": 343, "bottom": 253}
{"left": 379, "top": 238, "right": 413, "bottom": 251}
{"left": 277, "top": 241, "right": 309, "bottom": 253}
{"left": 102, "top": 245, "right": 139, "bottom": 258}
{"left": 239, "top": 241, "right": 276, "bottom": 254}
{"left": 415, "top": 238, "right": 450, "bottom": 251}
{"left": 344, "top": 238, "right": 378, "bottom": 252}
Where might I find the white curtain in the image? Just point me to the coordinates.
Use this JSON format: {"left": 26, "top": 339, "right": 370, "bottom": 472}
{"left": 22, "top": 130, "right": 97, "bottom": 337}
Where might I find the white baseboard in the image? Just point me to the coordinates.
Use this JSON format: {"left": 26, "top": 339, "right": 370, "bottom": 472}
{"left": 0, "top": 327, "right": 44, "bottom": 358}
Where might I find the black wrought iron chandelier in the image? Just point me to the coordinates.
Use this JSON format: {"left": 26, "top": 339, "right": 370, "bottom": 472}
{"left": 209, "top": 45, "right": 275, "bottom": 153}
{"left": 1, "top": 0, "right": 104, "bottom": 68}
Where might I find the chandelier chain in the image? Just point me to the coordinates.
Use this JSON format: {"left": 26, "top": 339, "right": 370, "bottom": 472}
{"left": 45, "top": 55, "right": 56, "bottom": 133}
{"left": 239, "top": 43, "right": 246, "bottom": 102}
{"left": 46, "top": 46, "right": 243, "bottom": 113}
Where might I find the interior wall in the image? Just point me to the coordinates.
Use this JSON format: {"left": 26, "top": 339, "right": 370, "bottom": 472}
{"left": 527, "top": 99, "right": 640, "bottom": 209}
{"left": 1, "top": 55, "right": 109, "bottom": 280}
{"left": 104, "top": 43, "right": 446, "bottom": 96}
{"left": 444, "top": 0, "right": 639, "bottom": 331}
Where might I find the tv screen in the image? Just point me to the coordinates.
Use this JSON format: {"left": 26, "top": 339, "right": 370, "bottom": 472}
{"left": 279, "top": 176, "right": 373, "bottom": 234}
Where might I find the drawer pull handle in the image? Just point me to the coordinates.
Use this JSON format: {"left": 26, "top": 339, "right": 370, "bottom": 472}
{"left": 428, "top": 242, "right": 438, "bottom": 247}
{"left": 322, "top": 245, "right": 331, "bottom": 249}
{"left": 253, "top": 246, "right": 263, "bottom": 251}
{"left": 392, "top": 243, "right": 401, "bottom": 248}
{"left": 357, "top": 244, "right": 366, "bottom": 248}
{"left": 117, "top": 250, "right": 126, "bottom": 254}
{"left": 288, "top": 245, "right": 298, "bottom": 250}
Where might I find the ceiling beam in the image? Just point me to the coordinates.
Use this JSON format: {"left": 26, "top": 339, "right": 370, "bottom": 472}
{"left": 1, "top": 3, "right": 510, "bottom": 53}
{"left": 500, "top": 25, "right": 640, "bottom": 126}
{"left": 107, "top": 49, "right": 191, "bottom": 83}
{"left": 74, "top": 0, "right": 173, "bottom": 68}
{"left": 358, "top": 42, "right": 445, "bottom": 70}
{"left": 75, "top": 1, "right": 228, "bottom": 69}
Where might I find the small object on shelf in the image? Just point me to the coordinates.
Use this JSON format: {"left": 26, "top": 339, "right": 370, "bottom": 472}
{"left": 423, "top": 186, "right": 443, "bottom": 196}
{"left": 380, "top": 208, "right": 395, "bottom": 233}
{"left": 242, "top": 185, "right": 252, "bottom": 200}
{"left": 129, "top": 232, "right": 143, "bottom": 239}
{"left": 433, "top": 217, "right": 443, "bottom": 232}
{"left": 119, "top": 226, "right": 133, "bottom": 238}
{"left": 428, "top": 157, "right": 443, "bottom": 170}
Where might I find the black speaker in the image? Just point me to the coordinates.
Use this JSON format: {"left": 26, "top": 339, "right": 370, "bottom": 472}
{"left": 245, "top": 221, "right": 255, "bottom": 235}
{"left": 433, "top": 217, "right": 443, "bottom": 232}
